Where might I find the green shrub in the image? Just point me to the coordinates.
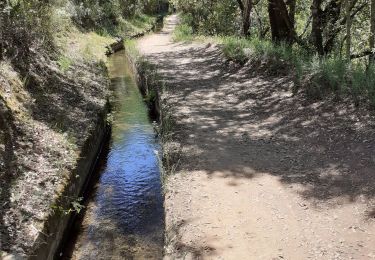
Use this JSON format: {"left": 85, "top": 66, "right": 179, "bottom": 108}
{"left": 320, "top": 58, "right": 348, "bottom": 92}
{"left": 172, "top": 0, "right": 238, "bottom": 35}
{"left": 173, "top": 24, "right": 194, "bottom": 42}
{"left": 1, "top": 0, "right": 55, "bottom": 73}
{"left": 357, "top": 65, "right": 375, "bottom": 107}
{"left": 71, "top": 0, "right": 166, "bottom": 36}
{"left": 221, "top": 37, "right": 250, "bottom": 63}
{"left": 350, "top": 64, "right": 367, "bottom": 105}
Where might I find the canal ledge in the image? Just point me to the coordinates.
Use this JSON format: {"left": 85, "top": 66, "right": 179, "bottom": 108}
{"left": 1, "top": 71, "right": 111, "bottom": 260}
{"left": 32, "top": 47, "right": 167, "bottom": 260}
{"left": 38, "top": 18, "right": 169, "bottom": 260}
{"left": 124, "top": 41, "right": 184, "bottom": 258}
{"left": 124, "top": 47, "right": 180, "bottom": 180}
{"left": 32, "top": 109, "right": 111, "bottom": 260}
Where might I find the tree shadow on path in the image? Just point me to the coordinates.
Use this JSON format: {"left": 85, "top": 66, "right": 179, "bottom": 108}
{"left": 145, "top": 42, "right": 375, "bottom": 214}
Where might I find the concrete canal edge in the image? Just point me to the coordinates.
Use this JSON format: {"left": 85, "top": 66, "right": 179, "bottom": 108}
{"left": 27, "top": 18, "right": 167, "bottom": 260}
{"left": 124, "top": 48, "right": 179, "bottom": 178}
{"left": 124, "top": 42, "right": 184, "bottom": 258}
{"left": 1, "top": 107, "right": 110, "bottom": 260}
{"left": 33, "top": 109, "right": 111, "bottom": 260}
{"left": 0, "top": 16, "right": 169, "bottom": 260}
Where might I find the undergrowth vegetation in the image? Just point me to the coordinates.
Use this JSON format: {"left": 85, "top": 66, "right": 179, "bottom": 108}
{"left": 224, "top": 36, "right": 375, "bottom": 107}
{"left": 0, "top": 0, "right": 169, "bottom": 76}
{"left": 173, "top": 13, "right": 375, "bottom": 108}
{"left": 71, "top": 0, "right": 167, "bottom": 36}
{"left": 173, "top": 24, "right": 194, "bottom": 42}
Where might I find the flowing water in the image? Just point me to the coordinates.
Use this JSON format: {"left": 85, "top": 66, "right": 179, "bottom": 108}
{"left": 63, "top": 50, "right": 164, "bottom": 259}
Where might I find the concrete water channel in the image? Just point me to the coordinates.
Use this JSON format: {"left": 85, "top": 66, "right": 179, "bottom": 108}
{"left": 63, "top": 50, "right": 164, "bottom": 259}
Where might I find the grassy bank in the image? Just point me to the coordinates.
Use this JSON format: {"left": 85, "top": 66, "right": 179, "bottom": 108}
{"left": 0, "top": 20, "right": 111, "bottom": 260}
{"left": 173, "top": 20, "right": 375, "bottom": 108}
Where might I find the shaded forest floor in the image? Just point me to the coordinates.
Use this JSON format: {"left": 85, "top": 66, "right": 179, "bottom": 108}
{"left": 138, "top": 15, "right": 375, "bottom": 259}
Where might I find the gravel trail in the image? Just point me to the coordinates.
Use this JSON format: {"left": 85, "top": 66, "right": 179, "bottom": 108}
{"left": 138, "top": 15, "right": 375, "bottom": 260}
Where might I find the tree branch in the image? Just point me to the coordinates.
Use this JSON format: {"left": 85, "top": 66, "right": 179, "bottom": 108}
{"left": 350, "top": 50, "right": 375, "bottom": 59}
{"left": 324, "top": 0, "right": 368, "bottom": 53}
{"left": 299, "top": 15, "right": 312, "bottom": 38}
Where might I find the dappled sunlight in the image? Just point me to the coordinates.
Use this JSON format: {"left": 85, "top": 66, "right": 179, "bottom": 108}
{"left": 142, "top": 34, "right": 375, "bottom": 210}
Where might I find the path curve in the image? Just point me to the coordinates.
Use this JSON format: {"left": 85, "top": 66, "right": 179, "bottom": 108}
{"left": 138, "top": 15, "right": 375, "bottom": 260}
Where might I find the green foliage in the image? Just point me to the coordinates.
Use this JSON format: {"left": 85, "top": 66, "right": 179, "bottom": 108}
{"left": 144, "top": 89, "right": 157, "bottom": 105}
{"left": 221, "top": 37, "right": 250, "bottom": 63}
{"left": 202, "top": 0, "right": 238, "bottom": 35}
{"left": 303, "top": 58, "right": 375, "bottom": 107}
{"left": 52, "top": 196, "right": 85, "bottom": 215}
{"left": 351, "top": 64, "right": 375, "bottom": 107}
{"left": 221, "top": 36, "right": 305, "bottom": 68}
{"left": 57, "top": 56, "right": 72, "bottom": 72}
{"left": 316, "top": 58, "right": 348, "bottom": 92}
{"left": 171, "top": 0, "right": 239, "bottom": 35}
{"left": 304, "top": 57, "right": 348, "bottom": 99}
{"left": 172, "top": 0, "right": 374, "bottom": 108}
{"left": 1, "top": 0, "right": 55, "bottom": 72}
{"left": 173, "top": 24, "right": 194, "bottom": 42}
{"left": 71, "top": 0, "right": 167, "bottom": 35}
{"left": 219, "top": 35, "right": 375, "bottom": 107}
{"left": 124, "top": 39, "right": 140, "bottom": 58}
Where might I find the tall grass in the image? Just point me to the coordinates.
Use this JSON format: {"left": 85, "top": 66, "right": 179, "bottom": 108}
{"left": 57, "top": 56, "right": 72, "bottom": 72}
{"left": 173, "top": 24, "right": 194, "bottom": 42}
{"left": 221, "top": 37, "right": 250, "bottom": 63}
{"left": 124, "top": 39, "right": 140, "bottom": 58}
{"left": 220, "top": 36, "right": 375, "bottom": 107}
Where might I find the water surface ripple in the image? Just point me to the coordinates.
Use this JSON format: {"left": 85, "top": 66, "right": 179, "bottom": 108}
{"left": 66, "top": 50, "right": 164, "bottom": 259}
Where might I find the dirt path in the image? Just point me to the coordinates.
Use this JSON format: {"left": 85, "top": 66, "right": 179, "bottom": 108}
{"left": 138, "top": 15, "right": 375, "bottom": 259}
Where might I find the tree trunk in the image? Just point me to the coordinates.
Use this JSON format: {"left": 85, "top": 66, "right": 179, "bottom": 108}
{"left": 346, "top": 0, "right": 352, "bottom": 59}
{"left": 0, "top": 0, "right": 8, "bottom": 61}
{"left": 243, "top": 0, "right": 253, "bottom": 36}
{"left": 287, "top": 0, "right": 296, "bottom": 29}
{"left": 268, "top": 0, "right": 294, "bottom": 43}
{"left": 322, "top": 0, "right": 342, "bottom": 54}
{"left": 370, "top": 0, "right": 375, "bottom": 63}
{"left": 0, "top": 13, "right": 4, "bottom": 61}
{"left": 237, "top": 0, "right": 253, "bottom": 36}
{"left": 311, "top": 0, "right": 343, "bottom": 55}
{"left": 311, "top": 0, "right": 324, "bottom": 55}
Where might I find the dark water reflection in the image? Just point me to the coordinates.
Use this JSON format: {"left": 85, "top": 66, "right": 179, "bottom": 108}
{"left": 65, "top": 50, "right": 164, "bottom": 259}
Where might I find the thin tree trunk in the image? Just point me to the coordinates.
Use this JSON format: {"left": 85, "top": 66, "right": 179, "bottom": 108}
{"left": 323, "top": 0, "right": 342, "bottom": 54}
{"left": 346, "top": 0, "right": 352, "bottom": 59}
{"left": 0, "top": 8, "right": 4, "bottom": 61}
{"left": 253, "top": 5, "right": 265, "bottom": 38}
{"left": 311, "top": 0, "right": 324, "bottom": 55}
{"left": 237, "top": 0, "right": 253, "bottom": 36}
{"left": 268, "top": 0, "right": 294, "bottom": 43}
{"left": 370, "top": 0, "right": 375, "bottom": 63}
{"left": 243, "top": 0, "right": 253, "bottom": 36}
{"left": 287, "top": 0, "right": 296, "bottom": 29}
{"left": 324, "top": 0, "right": 365, "bottom": 55}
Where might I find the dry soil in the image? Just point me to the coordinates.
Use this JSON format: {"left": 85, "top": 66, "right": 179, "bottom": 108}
{"left": 138, "top": 15, "right": 375, "bottom": 260}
